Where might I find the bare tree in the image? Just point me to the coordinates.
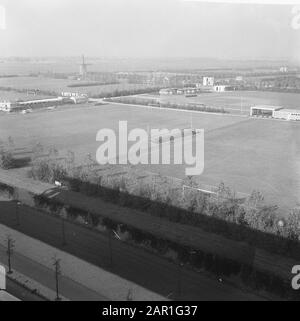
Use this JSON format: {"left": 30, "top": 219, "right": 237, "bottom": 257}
{"left": 52, "top": 256, "right": 62, "bottom": 301}
{"left": 6, "top": 235, "right": 15, "bottom": 274}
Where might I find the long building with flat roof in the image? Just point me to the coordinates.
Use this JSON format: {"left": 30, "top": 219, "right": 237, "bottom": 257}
{"left": 250, "top": 105, "right": 283, "bottom": 118}
{"left": 250, "top": 105, "right": 300, "bottom": 121}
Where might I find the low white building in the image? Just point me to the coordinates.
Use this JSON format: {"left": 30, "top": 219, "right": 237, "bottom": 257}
{"left": 70, "top": 96, "right": 89, "bottom": 104}
{"left": 250, "top": 105, "right": 283, "bottom": 118}
{"left": 213, "top": 85, "right": 234, "bottom": 92}
{"left": 159, "top": 88, "right": 178, "bottom": 95}
{"left": 61, "top": 92, "right": 88, "bottom": 98}
{"left": 279, "top": 66, "right": 288, "bottom": 73}
{"left": 0, "top": 101, "right": 16, "bottom": 112}
{"left": 273, "top": 109, "right": 300, "bottom": 121}
{"left": 203, "top": 77, "right": 214, "bottom": 87}
{"left": 250, "top": 105, "right": 300, "bottom": 121}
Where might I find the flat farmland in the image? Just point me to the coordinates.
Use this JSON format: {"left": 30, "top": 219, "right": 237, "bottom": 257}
{"left": 0, "top": 103, "right": 299, "bottom": 212}
{"left": 0, "top": 90, "right": 51, "bottom": 102}
{"left": 140, "top": 91, "right": 300, "bottom": 114}
{"left": 0, "top": 76, "right": 156, "bottom": 96}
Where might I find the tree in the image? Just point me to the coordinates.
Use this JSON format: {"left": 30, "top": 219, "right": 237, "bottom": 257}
{"left": 246, "top": 190, "right": 265, "bottom": 208}
{"left": 52, "top": 256, "right": 62, "bottom": 301}
{"left": 7, "top": 136, "right": 14, "bottom": 149}
{"left": 0, "top": 150, "right": 14, "bottom": 169}
{"left": 126, "top": 289, "right": 133, "bottom": 301}
{"left": 49, "top": 147, "right": 59, "bottom": 159}
{"left": 6, "top": 235, "right": 15, "bottom": 274}
{"left": 285, "top": 209, "right": 300, "bottom": 241}
{"left": 66, "top": 150, "right": 75, "bottom": 167}
{"left": 32, "top": 142, "right": 44, "bottom": 161}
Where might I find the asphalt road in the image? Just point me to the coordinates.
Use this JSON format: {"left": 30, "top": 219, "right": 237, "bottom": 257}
{"left": 0, "top": 244, "right": 109, "bottom": 301}
{"left": 0, "top": 201, "right": 265, "bottom": 301}
{"left": 6, "top": 278, "right": 46, "bottom": 301}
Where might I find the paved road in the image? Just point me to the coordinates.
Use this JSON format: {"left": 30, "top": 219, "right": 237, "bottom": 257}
{"left": 0, "top": 244, "right": 108, "bottom": 301}
{"left": 0, "top": 201, "right": 265, "bottom": 301}
{"left": 6, "top": 278, "right": 46, "bottom": 301}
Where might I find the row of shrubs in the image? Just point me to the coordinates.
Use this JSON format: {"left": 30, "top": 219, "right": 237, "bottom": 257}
{"left": 105, "top": 96, "right": 227, "bottom": 114}
{"left": 0, "top": 182, "right": 14, "bottom": 196}
{"left": 0, "top": 150, "right": 15, "bottom": 169}
{"left": 68, "top": 82, "right": 119, "bottom": 88}
{"left": 28, "top": 157, "right": 300, "bottom": 261}
{"left": 33, "top": 194, "right": 299, "bottom": 300}
{"left": 91, "top": 87, "right": 162, "bottom": 99}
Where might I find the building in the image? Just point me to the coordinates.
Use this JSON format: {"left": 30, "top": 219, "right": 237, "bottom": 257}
{"left": 0, "top": 97, "right": 68, "bottom": 113}
{"left": 273, "top": 109, "right": 300, "bottom": 121}
{"left": 0, "top": 101, "right": 17, "bottom": 112}
{"left": 213, "top": 85, "right": 234, "bottom": 92}
{"left": 203, "top": 77, "right": 214, "bottom": 86}
{"left": 61, "top": 92, "right": 88, "bottom": 98}
{"left": 18, "top": 97, "right": 65, "bottom": 109}
{"left": 160, "top": 87, "right": 199, "bottom": 96}
{"left": 69, "top": 96, "right": 89, "bottom": 104}
{"left": 251, "top": 105, "right": 300, "bottom": 121}
{"left": 250, "top": 105, "right": 283, "bottom": 118}
{"left": 183, "top": 88, "right": 197, "bottom": 96}
{"left": 159, "top": 88, "right": 178, "bottom": 95}
{"left": 279, "top": 66, "right": 288, "bottom": 73}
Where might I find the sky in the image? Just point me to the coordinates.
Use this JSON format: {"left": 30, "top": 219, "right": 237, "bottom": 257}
{"left": 0, "top": 0, "right": 299, "bottom": 60}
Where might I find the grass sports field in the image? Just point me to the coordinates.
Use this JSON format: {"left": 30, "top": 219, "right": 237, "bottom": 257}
{"left": 140, "top": 90, "right": 300, "bottom": 114}
{"left": 0, "top": 102, "right": 299, "bottom": 213}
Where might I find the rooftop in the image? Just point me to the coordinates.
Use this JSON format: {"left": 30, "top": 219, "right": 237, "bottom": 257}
{"left": 251, "top": 105, "right": 283, "bottom": 111}
{"left": 276, "top": 109, "right": 300, "bottom": 114}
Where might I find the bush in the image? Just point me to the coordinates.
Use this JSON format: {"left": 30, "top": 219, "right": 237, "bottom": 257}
{"left": 29, "top": 154, "right": 300, "bottom": 261}
{"left": 0, "top": 150, "right": 14, "bottom": 169}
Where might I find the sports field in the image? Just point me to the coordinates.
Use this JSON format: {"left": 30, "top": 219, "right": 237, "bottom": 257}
{"left": 140, "top": 91, "right": 300, "bottom": 114}
{"left": 0, "top": 103, "right": 299, "bottom": 213}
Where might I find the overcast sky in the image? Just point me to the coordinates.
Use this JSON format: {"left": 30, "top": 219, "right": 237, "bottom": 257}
{"left": 0, "top": 0, "right": 298, "bottom": 60}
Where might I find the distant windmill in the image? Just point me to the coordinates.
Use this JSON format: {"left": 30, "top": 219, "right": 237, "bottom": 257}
{"left": 79, "top": 55, "right": 91, "bottom": 79}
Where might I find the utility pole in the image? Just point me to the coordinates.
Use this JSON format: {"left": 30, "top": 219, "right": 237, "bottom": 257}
{"left": 6, "top": 235, "right": 15, "bottom": 275}
{"left": 52, "top": 256, "right": 62, "bottom": 301}
{"left": 177, "top": 263, "right": 184, "bottom": 300}
{"left": 108, "top": 229, "right": 113, "bottom": 268}
{"left": 240, "top": 96, "right": 243, "bottom": 114}
{"left": 61, "top": 217, "right": 66, "bottom": 246}
{"left": 126, "top": 289, "right": 133, "bottom": 301}
{"left": 15, "top": 201, "right": 21, "bottom": 227}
